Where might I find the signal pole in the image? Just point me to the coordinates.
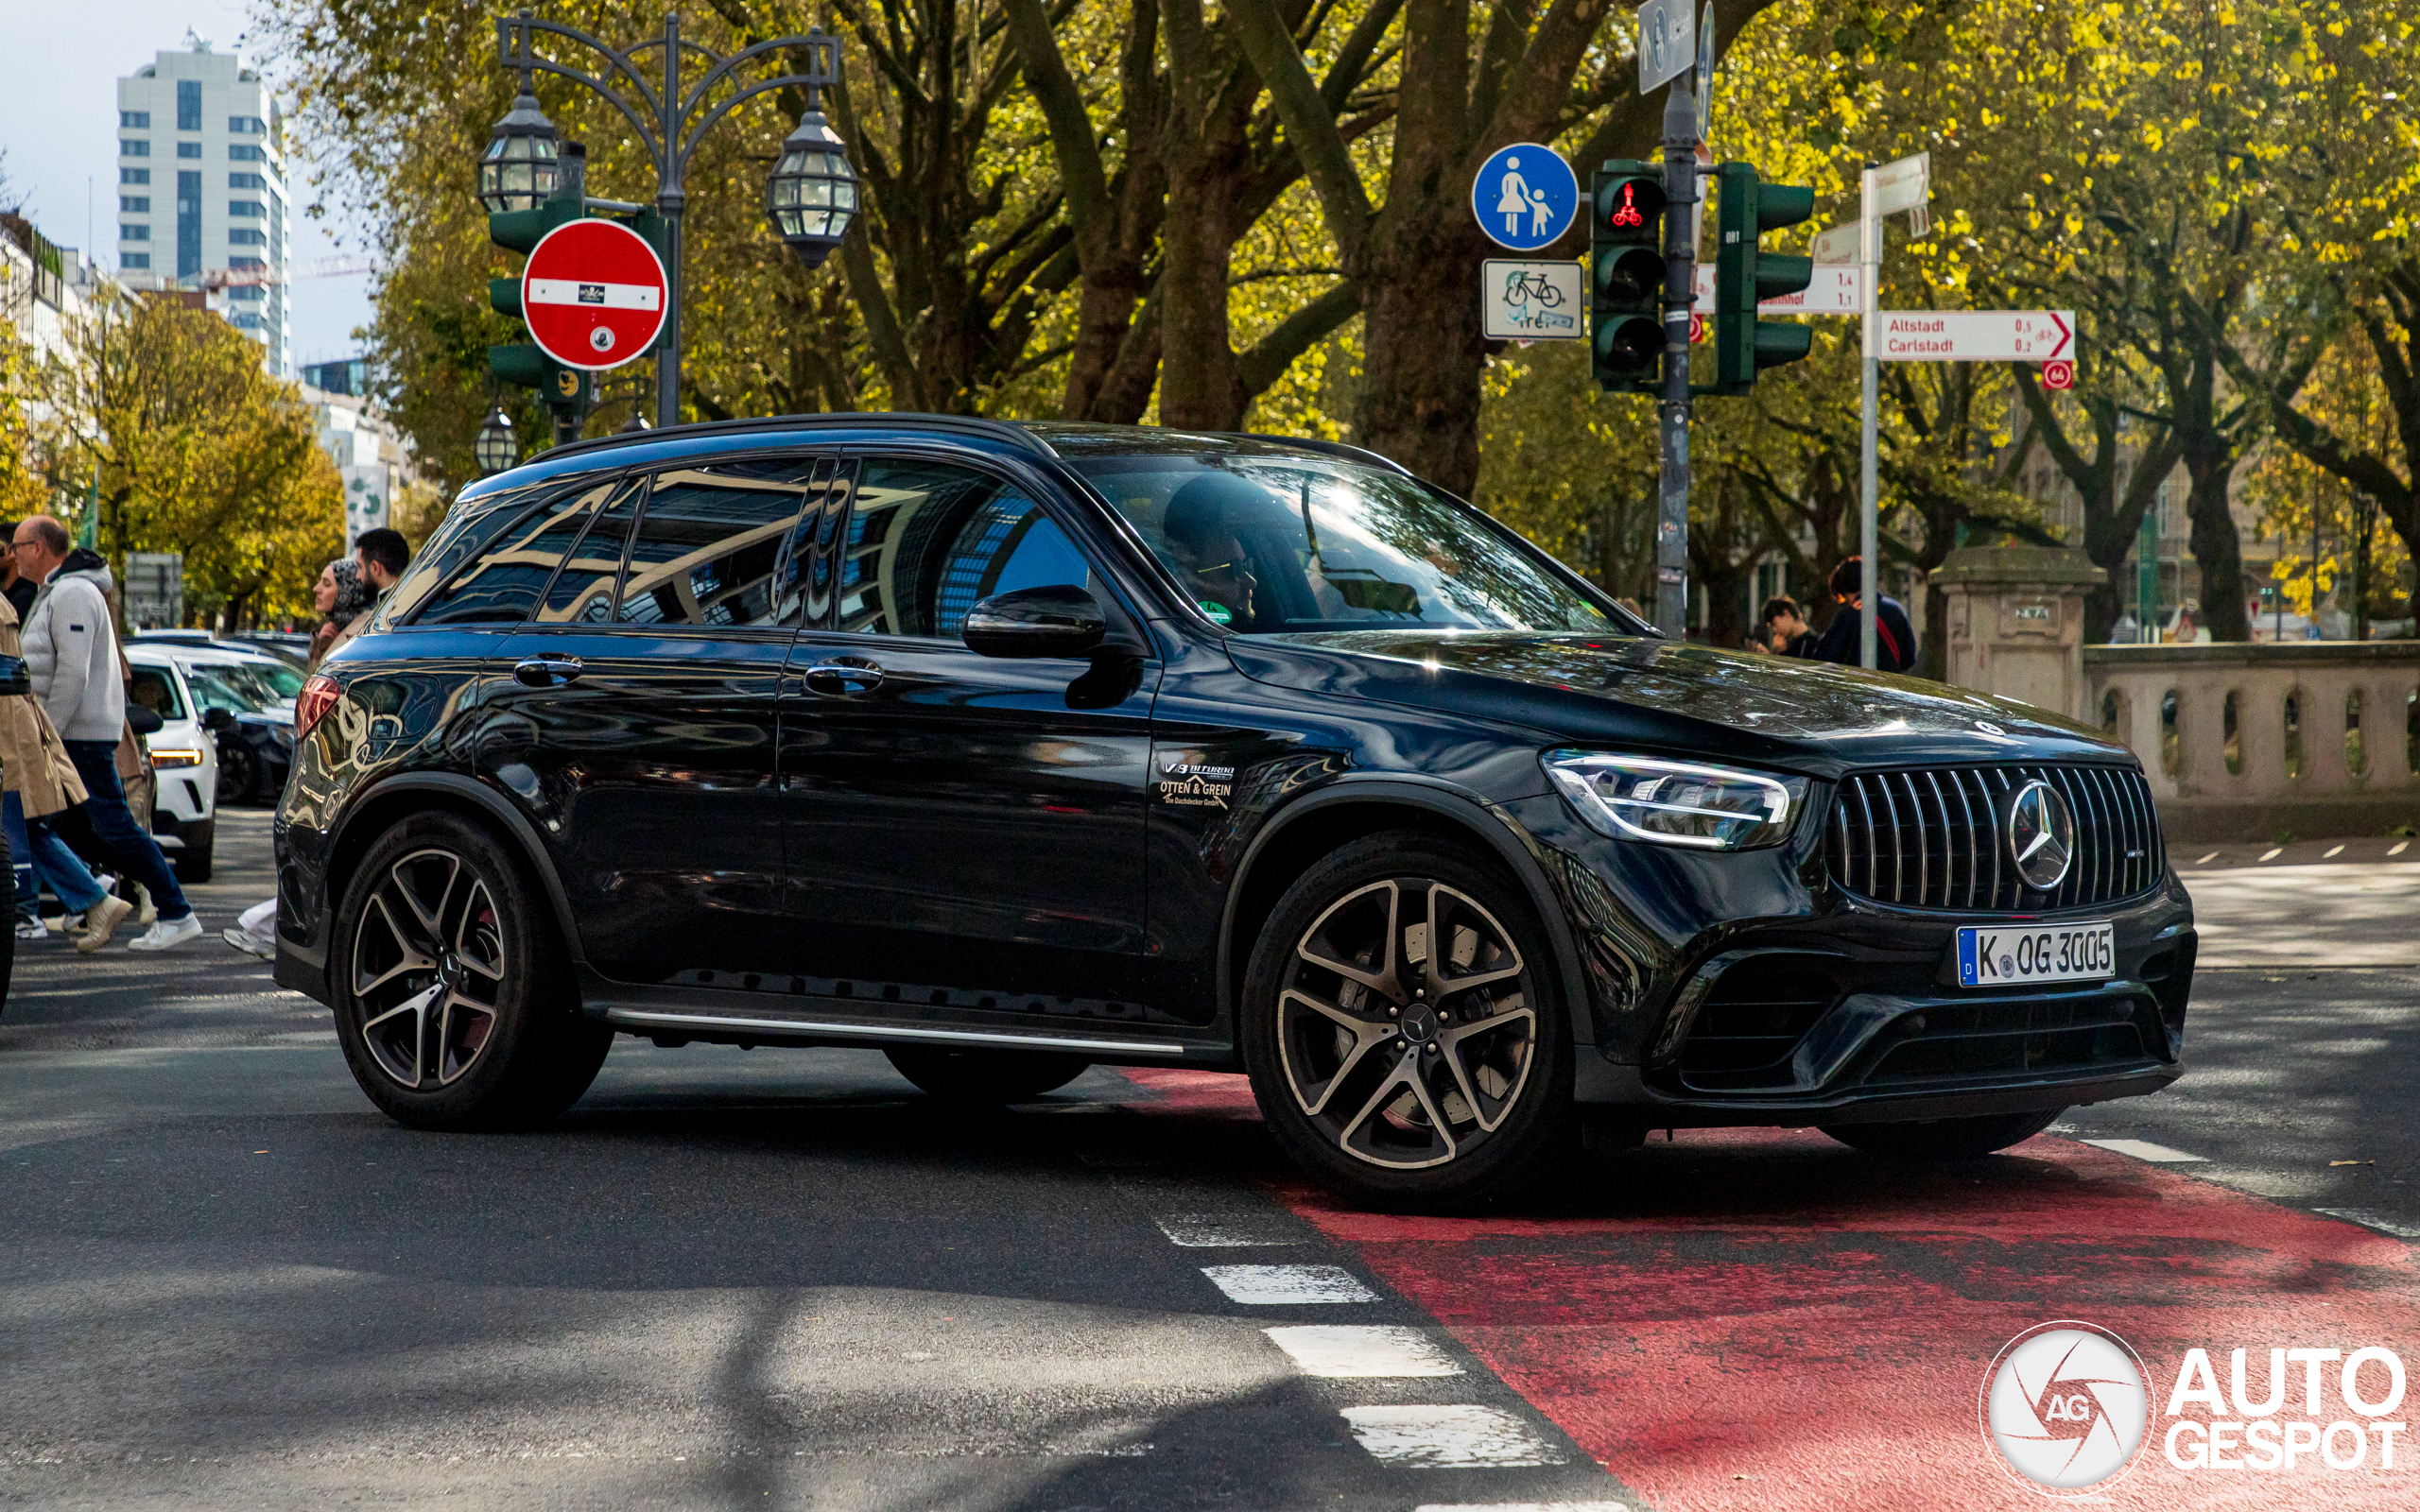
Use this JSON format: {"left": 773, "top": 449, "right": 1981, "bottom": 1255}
{"left": 1655, "top": 72, "right": 1698, "bottom": 638}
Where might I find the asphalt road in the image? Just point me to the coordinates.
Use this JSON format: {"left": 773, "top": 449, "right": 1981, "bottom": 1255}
{"left": 4, "top": 815, "right": 2417, "bottom": 1510}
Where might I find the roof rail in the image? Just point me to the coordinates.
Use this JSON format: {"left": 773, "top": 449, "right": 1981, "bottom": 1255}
{"left": 1228, "top": 433, "right": 1412, "bottom": 475}
{"left": 532, "top": 411, "right": 1057, "bottom": 466}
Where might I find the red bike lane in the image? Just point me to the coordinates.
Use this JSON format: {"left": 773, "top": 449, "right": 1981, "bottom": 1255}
{"left": 1119, "top": 1072, "right": 2420, "bottom": 1510}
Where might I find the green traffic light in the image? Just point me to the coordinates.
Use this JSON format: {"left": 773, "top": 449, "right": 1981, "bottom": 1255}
{"left": 1713, "top": 163, "right": 1818, "bottom": 394}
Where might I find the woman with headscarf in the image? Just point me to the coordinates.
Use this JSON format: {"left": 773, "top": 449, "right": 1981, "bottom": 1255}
{"left": 304, "top": 557, "right": 371, "bottom": 675}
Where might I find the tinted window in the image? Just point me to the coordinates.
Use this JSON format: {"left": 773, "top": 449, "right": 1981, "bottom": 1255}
{"left": 618, "top": 458, "right": 820, "bottom": 629}
{"left": 536, "top": 479, "right": 645, "bottom": 623}
{"left": 1064, "top": 451, "right": 1614, "bottom": 634}
{"left": 840, "top": 459, "right": 1083, "bottom": 639}
{"left": 417, "top": 482, "right": 618, "bottom": 627}
{"left": 129, "top": 667, "right": 184, "bottom": 720}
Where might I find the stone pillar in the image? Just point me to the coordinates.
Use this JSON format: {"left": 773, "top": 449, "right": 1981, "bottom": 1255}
{"left": 1927, "top": 547, "right": 2108, "bottom": 721}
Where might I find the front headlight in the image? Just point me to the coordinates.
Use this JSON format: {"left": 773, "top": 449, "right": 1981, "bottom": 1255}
{"left": 148, "top": 747, "right": 206, "bottom": 768}
{"left": 1542, "top": 750, "right": 1807, "bottom": 850}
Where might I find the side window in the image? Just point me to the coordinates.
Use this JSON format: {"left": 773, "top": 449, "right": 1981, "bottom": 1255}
{"left": 840, "top": 458, "right": 1086, "bottom": 639}
{"left": 389, "top": 480, "right": 566, "bottom": 627}
{"left": 414, "top": 481, "right": 617, "bottom": 627}
{"left": 128, "top": 667, "right": 184, "bottom": 720}
{"left": 536, "top": 478, "right": 644, "bottom": 623}
{"left": 618, "top": 457, "right": 821, "bottom": 628}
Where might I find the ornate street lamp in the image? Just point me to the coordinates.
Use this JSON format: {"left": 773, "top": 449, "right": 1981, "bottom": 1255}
{"left": 766, "top": 110, "right": 857, "bottom": 267}
{"left": 493, "top": 13, "right": 849, "bottom": 427}
{"left": 475, "top": 406, "right": 520, "bottom": 474}
{"left": 477, "top": 74, "right": 562, "bottom": 215}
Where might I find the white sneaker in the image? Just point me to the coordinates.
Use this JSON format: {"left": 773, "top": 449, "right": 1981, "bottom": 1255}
{"left": 14, "top": 917, "right": 48, "bottom": 941}
{"left": 127, "top": 914, "right": 203, "bottom": 952}
{"left": 75, "top": 895, "right": 136, "bottom": 954}
{"left": 221, "top": 927, "right": 274, "bottom": 961}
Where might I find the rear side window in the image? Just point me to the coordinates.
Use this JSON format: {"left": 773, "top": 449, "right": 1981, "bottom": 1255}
{"left": 536, "top": 479, "right": 645, "bottom": 623}
{"left": 416, "top": 481, "right": 620, "bottom": 627}
{"left": 128, "top": 666, "right": 185, "bottom": 720}
{"left": 617, "top": 457, "right": 821, "bottom": 629}
{"left": 840, "top": 457, "right": 1083, "bottom": 639}
{"left": 387, "top": 479, "right": 571, "bottom": 627}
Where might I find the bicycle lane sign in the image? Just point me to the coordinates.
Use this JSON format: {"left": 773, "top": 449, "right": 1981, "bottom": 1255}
{"left": 1481, "top": 260, "right": 1583, "bottom": 339}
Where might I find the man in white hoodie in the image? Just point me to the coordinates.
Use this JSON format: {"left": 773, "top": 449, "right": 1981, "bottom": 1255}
{"left": 13, "top": 517, "right": 199, "bottom": 950}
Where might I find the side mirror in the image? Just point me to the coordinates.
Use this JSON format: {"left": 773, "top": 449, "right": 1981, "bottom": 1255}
{"left": 200, "top": 707, "right": 235, "bottom": 734}
{"left": 963, "top": 584, "right": 1108, "bottom": 660}
{"left": 128, "top": 705, "right": 166, "bottom": 736}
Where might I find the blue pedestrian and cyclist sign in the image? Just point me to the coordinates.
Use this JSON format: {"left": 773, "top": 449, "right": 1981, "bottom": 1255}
{"left": 1470, "top": 144, "right": 1578, "bottom": 251}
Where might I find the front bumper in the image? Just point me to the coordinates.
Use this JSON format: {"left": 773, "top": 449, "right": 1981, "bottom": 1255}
{"left": 1507, "top": 793, "right": 2195, "bottom": 1125}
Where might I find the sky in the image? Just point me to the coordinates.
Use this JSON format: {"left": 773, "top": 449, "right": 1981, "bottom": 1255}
{"left": 0, "top": 0, "right": 378, "bottom": 369}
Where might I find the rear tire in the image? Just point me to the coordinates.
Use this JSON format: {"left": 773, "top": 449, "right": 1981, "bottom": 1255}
{"left": 884, "top": 1045, "right": 1091, "bottom": 1102}
{"left": 1240, "top": 833, "right": 1571, "bottom": 1211}
{"left": 174, "top": 842, "right": 213, "bottom": 884}
{"left": 1821, "top": 1107, "right": 2064, "bottom": 1160}
{"left": 331, "top": 811, "right": 611, "bottom": 1129}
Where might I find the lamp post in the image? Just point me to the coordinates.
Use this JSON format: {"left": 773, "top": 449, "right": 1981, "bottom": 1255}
{"left": 491, "top": 9, "right": 850, "bottom": 430}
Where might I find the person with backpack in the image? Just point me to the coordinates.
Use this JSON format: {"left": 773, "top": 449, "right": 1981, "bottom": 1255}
{"left": 1808, "top": 556, "right": 1920, "bottom": 674}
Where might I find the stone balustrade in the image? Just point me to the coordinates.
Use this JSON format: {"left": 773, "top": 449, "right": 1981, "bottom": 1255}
{"left": 2085, "top": 643, "right": 2420, "bottom": 843}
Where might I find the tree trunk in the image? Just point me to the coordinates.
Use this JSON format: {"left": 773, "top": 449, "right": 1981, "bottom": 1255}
{"left": 1354, "top": 219, "right": 1493, "bottom": 491}
{"left": 2184, "top": 439, "right": 2251, "bottom": 641}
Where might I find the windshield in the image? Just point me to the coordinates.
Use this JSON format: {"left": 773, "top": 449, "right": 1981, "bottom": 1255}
{"left": 1064, "top": 453, "right": 1618, "bottom": 635}
{"left": 183, "top": 662, "right": 301, "bottom": 716}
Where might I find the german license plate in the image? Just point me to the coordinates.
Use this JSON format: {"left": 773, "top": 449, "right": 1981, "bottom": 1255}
{"left": 1957, "top": 922, "right": 2114, "bottom": 987}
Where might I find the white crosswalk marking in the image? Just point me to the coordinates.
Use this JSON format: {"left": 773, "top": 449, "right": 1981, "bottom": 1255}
{"left": 1413, "top": 1503, "right": 1632, "bottom": 1511}
{"left": 1341, "top": 1405, "right": 1570, "bottom": 1467}
{"left": 1155, "top": 1213, "right": 1304, "bottom": 1247}
{"left": 1201, "top": 1263, "right": 1375, "bottom": 1303}
{"left": 2082, "top": 1138, "right": 2208, "bottom": 1163}
{"left": 1265, "top": 1325, "right": 1462, "bottom": 1378}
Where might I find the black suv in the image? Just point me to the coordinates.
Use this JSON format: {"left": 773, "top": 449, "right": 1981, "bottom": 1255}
{"left": 276, "top": 417, "right": 2194, "bottom": 1205}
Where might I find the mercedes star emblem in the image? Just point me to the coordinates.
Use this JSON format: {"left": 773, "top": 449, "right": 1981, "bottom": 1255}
{"left": 1975, "top": 719, "right": 2006, "bottom": 735}
{"left": 2006, "top": 779, "right": 2076, "bottom": 891}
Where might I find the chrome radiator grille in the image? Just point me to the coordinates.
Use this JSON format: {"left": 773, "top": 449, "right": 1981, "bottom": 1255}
{"left": 1824, "top": 765, "right": 2165, "bottom": 912}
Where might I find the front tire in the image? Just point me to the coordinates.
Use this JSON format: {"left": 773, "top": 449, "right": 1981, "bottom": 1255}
{"left": 331, "top": 811, "right": 611, "bottom": 1129}
{"left": 1821, "top": 1107, "right": 2064, "bottom": 1160}
{"left": 1240, "top": 833, "right": 1570, "bottom": 1211}
{"left": 884, "top": 1045, "right": 1091, "bottom": 1102}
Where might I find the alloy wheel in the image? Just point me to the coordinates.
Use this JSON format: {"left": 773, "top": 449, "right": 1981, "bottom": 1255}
{"left": 349, "top": 848, "right": 508, "bottom": 1091}
{"left": 1276, "top": 878, "right": 1536, "bottom": 1169}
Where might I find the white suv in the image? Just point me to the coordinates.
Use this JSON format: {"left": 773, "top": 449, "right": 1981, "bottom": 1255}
{"left": 122, "top": 644, "right": 224, "bottom": 883}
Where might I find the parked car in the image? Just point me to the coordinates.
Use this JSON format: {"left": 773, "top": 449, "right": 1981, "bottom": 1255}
{"left": 183, "top": 657, "right": 304, "bottom": 806}
{"left": 275, "top": 416, "right": 2195, "bottom": 1207}
{"left": 121, "top": 644, "right": 222, "bottom": 882}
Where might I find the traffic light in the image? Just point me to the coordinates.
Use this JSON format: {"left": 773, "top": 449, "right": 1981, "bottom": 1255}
{"left": 1589, "top": 160, "right": 1668, "bottom": 394}
{"left": 1712, "top": 163, "right": 1816, "bottom": 393}
{"left": 487, "top": 180, "right": 591, "bottom": 437}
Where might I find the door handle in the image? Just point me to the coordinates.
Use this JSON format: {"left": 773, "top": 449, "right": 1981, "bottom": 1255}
{"left": 512, "top": 655, "right": 584, "bottom": 688}
{"left": 803, "top": 662, "right": 885, "bottom": 696}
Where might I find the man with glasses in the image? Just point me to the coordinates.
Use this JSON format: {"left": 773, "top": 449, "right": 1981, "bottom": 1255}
{"left": 1161, "top": 474, "right": 1262, "bottom": 627}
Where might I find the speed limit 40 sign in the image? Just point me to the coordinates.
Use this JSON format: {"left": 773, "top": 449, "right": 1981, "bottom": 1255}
{"left": 521, "top": 218, "right": 667, "bottom": 371}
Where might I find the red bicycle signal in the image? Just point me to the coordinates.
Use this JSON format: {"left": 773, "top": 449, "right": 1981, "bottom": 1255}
{"left": 1610, "top": 182, "right": 1645, "bottom": 229}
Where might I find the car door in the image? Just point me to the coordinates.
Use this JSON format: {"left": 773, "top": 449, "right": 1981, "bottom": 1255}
{"left": 780, "top": 451, "right": 1159, "bottom": 1012}
{"left": 488, "top": 454, "right": 829, "bottom": 984}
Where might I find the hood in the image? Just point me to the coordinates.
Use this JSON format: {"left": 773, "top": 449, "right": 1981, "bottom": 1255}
{"left": 1224, "top": 630, "right": 2121, "bottom": 777}
{"left": 53, "top": 547, "right": 114, "bottom": 595}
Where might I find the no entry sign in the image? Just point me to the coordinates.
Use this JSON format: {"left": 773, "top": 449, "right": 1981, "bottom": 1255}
{"left": 521, "top": 218, "right": 667, "bottom": 371}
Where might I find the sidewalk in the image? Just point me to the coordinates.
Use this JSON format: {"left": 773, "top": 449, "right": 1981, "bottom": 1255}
{"left": 2186, "top": 856, "right": 2420, "bottom": 967}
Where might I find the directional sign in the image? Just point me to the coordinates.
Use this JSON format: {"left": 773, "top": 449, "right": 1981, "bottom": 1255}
{"left": 1810, "top": 223, "right": 1859, "bottom": 266}
{"left": 1481, "top": 260, "right": 1583, "bottom": 340}
{"left": 1876, "top": 309, "right": 2074, "bottom": 362}
{"left": 1691, "top": 264, "right": 1864, "bottom": 315}
{"left": 1472, "top": 145, "right": 1578, "bottom": 251}
{"left": 1693, "top": 4, "right": 1716, "bottom": 139}
{"left": 1872, "top": 151, "right": 1930, "bottom": 217}
{"left": 521, "top": 218, "right": 668, "bottom": 371}
{"left": 1635, "top": 0, "right": 1695, "bottom": 93}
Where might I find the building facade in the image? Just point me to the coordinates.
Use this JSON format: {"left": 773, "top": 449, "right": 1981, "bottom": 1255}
{"left": 114, "top": 37, "right": 290, "bottom": 375}
{"left": 304, "top": 373, "right": 412, "bottom": 552}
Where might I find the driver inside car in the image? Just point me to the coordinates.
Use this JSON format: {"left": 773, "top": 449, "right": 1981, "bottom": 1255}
{"left": 1162, "top": 473, "right": 1263, "bottom": 627}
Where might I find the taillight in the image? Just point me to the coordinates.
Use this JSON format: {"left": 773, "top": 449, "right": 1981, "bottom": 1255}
{"left": 295, "top": 674, "right": 341, "bottom": 737}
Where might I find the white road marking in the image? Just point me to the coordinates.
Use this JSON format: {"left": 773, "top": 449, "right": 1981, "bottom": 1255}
{"left": 2258, "top": 848, "right": 2284, "bottom": 862}
{"left": 1341, "top": 1405, "right": 1570, "bottom": 1468}
{"left": 2394, "top": 841, "right": 2411, "bottom": 856}
{"left": 1266, "top": 1325, "right": 1462, "bottom": 1378}
{"left": 2325, "top": 845, "right": 2346, "bottom": 858}
{"left": 1201, "top": 1264, "right": 1375, "bottom": 1304}
{"left": 2195, "top": 852, "right": 2219, "bottom": 865}
{"left": 1156, "top": 1213, "right": 1304, "bottom": 1247}
{"left": 2082, "top": 1138, "right": 2208, "bottom": 1163}
{"left": 2317, "top": 1209, "right": 2420, "bottom": 1240}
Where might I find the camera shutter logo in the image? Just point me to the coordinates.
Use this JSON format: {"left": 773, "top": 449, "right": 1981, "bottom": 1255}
{"left": 2006, "top": 779, "right": 2075, "bottom": 890}
{"left": 1980, "top": 1322, "right": 2150, "bottom": 1494}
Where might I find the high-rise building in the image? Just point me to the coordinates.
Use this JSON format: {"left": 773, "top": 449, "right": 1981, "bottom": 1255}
{"left": 114, "top": 35, "right": 290, "bottom": 375}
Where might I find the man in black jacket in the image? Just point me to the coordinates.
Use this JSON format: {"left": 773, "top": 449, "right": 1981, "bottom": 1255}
{"left": 1809, "top": 557, "right": 1918, "bottom": 673}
